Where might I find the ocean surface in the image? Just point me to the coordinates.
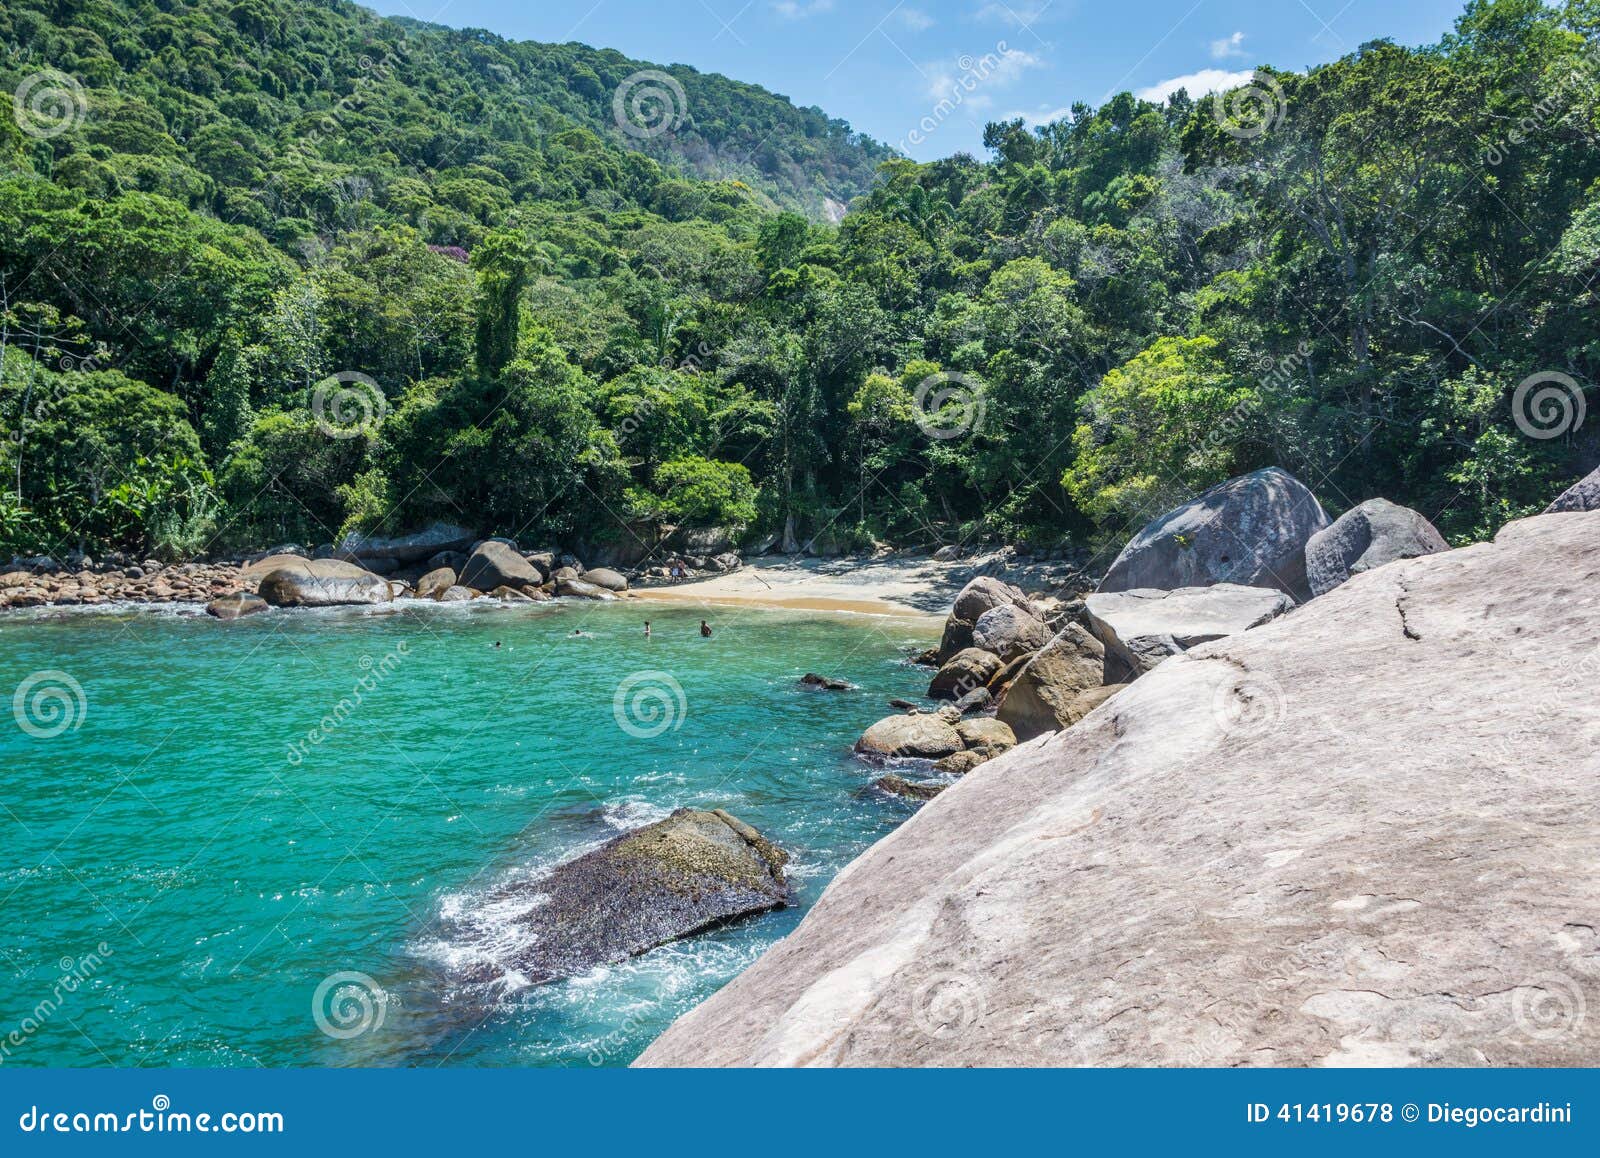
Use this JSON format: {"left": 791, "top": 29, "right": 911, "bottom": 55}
{"left": 0, "top": 598, "right": 934, "bottom": 1067}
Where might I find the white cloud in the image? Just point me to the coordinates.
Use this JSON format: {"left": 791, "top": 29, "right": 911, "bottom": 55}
{"left": 925, "top": 46, "right": 1043, "bottom": 107}
{"left": 1210, "top": 31, "right": 1246, "bottom": 59}
{"left": 772, "top": 0, "right": 834, "bottom": 18}
{"left": 975, "top": 1, "right": 1052, "bottom": 27}
{"left": 1136, "top": 68, "right": 1254, "bottom": 104}
{"left": 896, "top": 7, "right": 935, "bottom": 30}
{"left": 1002, "top": 104, "right": 1073, "bottom": 128}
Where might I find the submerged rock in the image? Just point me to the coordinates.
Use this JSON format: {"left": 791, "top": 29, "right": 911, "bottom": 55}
{"left": 1099, "top": 467, "right": 1329, "bottom": 602}
{"left": 256, "top": 559, "right": 393, "bottom": 607}
{"left": 1304, "top": 498, "right": 1449, "bottom": 597}
{"left": 639, "top": 511, "right": 1600, "bottom": 1067}
{"left": 501, "top": 809, "right": 790, "bottom": 985}
{"left": 800, "top": 673, "right": 852, "bottom": 691}
{"left": 205, "top": 592, "right": 268, "bottom": 620}
{"left": 1085, "top": 584, "right": 1294, "bottom": 680}
{"left": 872, "top": 774, "right": 946, "bottom": 801}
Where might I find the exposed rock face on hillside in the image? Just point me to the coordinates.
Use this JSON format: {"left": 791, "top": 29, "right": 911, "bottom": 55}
{"left": 639, "top": 511, "right": 1600, "bottom": 1067}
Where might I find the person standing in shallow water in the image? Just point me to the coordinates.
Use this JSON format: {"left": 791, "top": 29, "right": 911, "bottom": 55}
{"left": 644, "top": 621, "right": 652, "bottom": 639}
{"left": 700, "top": 620, "right": 712, "bottom": 638}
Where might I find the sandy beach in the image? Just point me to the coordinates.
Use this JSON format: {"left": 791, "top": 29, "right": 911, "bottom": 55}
{"left": 634, "top": 552, "right": 1083, "bottom": 617}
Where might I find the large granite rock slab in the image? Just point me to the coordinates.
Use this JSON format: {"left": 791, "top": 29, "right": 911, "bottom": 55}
{"left": 1085, "top": 583, "right": 1293, "bottom": 680}
{"left": 256, "top": 559, "right": 393, "bottom": 607}
{"left": 1546, "top": 465, "right": 1600, "bottom": 513}
{"left": 640, "top": 511, "right": 1600, "bottom": 1066}
{"left": 995, "top": 624, "right": 1107, "bottom": 741}
{"left": 1099, "top": 467, "right": 1329, "bottom": 602}
{"left": 1305, "top": 498, "right": 1449, "bottom": 597}
{"left": 337, "top": 522, "right": 476, "bottom": 563}
{"left": 493, "top": 809, "right": 789, "bottom": 986}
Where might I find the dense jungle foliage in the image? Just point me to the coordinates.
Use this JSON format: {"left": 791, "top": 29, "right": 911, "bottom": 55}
{"left": 2, "top": 0, "right": 1598, "bottom": 561}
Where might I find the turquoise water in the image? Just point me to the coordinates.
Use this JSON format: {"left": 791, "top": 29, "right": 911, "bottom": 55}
{"left": 0, "top": 599, "right": 933, "bottom": 1067}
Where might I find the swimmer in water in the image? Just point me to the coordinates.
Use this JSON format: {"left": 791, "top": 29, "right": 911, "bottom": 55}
{"left": 700, "top": 619, "right": 712, "bottom": 638}
{"left": 644, "top": 621, "right": 652, "bottom": 638}
{"left": 493, "top": 641, "right": 502, "bottom": 649}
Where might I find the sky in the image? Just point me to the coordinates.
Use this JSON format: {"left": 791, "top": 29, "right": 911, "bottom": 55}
{"left": 364, "top": 0, "right": 1473, "bottom": 160}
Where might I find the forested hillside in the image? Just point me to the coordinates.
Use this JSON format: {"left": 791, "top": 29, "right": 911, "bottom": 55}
{"left": 2, "top": 0, "right": 1598, "bottom": 563}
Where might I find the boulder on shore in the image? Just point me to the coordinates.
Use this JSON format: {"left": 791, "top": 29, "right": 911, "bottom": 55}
{"left": 459, "top": 540, "right": 544, "bottom": 592}
{"left": 1085, "top": 584, "right": 1294, "bottom": 681}
{"left": 256, "top": 559, "right": 393, "bottom": 607}
{"left": 928, "top": 648, "right": 1004, "bottom": 700}
{"left": 995, "top": 624, "right": 1107, "bottom": 741}
{"left": 937, "top": 577, "right": 1034, "bottom": 662}
{"left": 490, "top": 809, "right": 789, "bottom": 985}
{"left": 583, "top": 567, "right": 629, "bottom": 592}
{"left": 557, "top": 577, "right": 615, "bottom": 601}
{"left": 1099, "top": 467, "right": 1329, "bottom": 602}
{"left": 638, "top": 510, "right": 1600, "bottom": 1067}
{"left": 971, "top": 603, "right": 1050, "bottom": 662}
{"left": 855, "top": 714, "right": 964, "bottom": 760}
{"left": 1304, "top": 498, "right": 1449, "bottom": 597}
{"left": 414, "top": 567, "right": 456, "bottom": 600}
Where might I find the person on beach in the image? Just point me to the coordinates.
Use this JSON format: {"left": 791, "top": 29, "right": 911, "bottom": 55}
{"left": 700, "top": 620, "right": 712, "bottom": 638}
